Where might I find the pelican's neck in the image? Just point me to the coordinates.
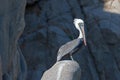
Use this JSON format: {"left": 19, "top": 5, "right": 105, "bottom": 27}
{"left": 78, "top": 28, "right": 83, "bottom": 39}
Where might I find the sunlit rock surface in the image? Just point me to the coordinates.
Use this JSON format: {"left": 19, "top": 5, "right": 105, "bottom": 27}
{"left": 19, "top": 0, "right": 120, "bottom": 80}
{"left": 0, "top": 0, "right": 27, "bottom": 80}
{"left": 41, "top": 60, "right": 81, "bottom": 80}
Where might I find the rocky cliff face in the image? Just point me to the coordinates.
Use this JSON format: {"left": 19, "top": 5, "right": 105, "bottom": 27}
{"left": 19, "top": 0, "right": 120, "bottom": 80}
{"left": 0, "top": 0, "right": 27, "bottom": 80}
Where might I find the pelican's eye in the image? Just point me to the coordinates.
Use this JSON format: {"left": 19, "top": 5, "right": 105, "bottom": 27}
{"left": 78, "top": 23, "right": 84, "bottom": 27}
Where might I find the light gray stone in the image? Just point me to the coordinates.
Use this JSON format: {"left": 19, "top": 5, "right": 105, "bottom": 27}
{"left": 41, "top": 60, "right": 81, "bottom": 80}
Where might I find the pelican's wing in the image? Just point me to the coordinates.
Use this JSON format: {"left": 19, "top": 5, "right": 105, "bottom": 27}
{"left": 57, "top": 38, "right": 82, "bottom": 61}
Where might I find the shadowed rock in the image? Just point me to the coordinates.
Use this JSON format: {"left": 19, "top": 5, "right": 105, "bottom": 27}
{"left": 2, "top": 73, "right": 11, "bottom": 80}
{"left": 41, "top": 60, "right": 81, "bottom": 80}
{"left": 0, "top": 0, "right": 27, "bottom": 80}
{"left": 20, "top": 0, "right": 120, "bottom": 80}
{"left": 0, "top": 57, "right": 2, "bottom": 80}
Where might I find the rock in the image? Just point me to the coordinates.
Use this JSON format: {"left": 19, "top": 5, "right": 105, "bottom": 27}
{"left": 0, "top": 0, "right": 27, "bottom": 80}
{"left": 20, "top": 0, "right": 120, "bottom": 80}
{"left": 0, "top": 57, "right": 2, "bottom": 80}
{"left": 27, "top": 0, "right": 38, "bottom": 4}
{"left": 41, "top": 60, "right": 81, "bottom": 80}
{"left": 104, "top": 0, "right": 120, "bottom": 14}
{"left": 2, "top": 73, "right": 11, "bottom": 80}
{"left": 17, "top": 46, "right": 27, "bottom": 80}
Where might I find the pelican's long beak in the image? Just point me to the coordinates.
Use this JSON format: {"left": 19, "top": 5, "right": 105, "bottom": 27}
{"left": 81, "top": 27, "right": 87, "bottom": 46}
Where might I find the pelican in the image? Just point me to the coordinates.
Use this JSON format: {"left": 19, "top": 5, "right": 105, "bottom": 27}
{"left": 57, "top": 18, "right": 86, "bottom": 62}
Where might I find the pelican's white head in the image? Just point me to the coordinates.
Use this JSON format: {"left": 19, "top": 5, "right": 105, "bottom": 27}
{"left": 74, "top": 18, "right": 84, "bottom": 23}
{"left": 73, "top": 18, "right": 84, "bottom": 30}
{"left": 73, "top": 18, "right": 87, "bottom": 46}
